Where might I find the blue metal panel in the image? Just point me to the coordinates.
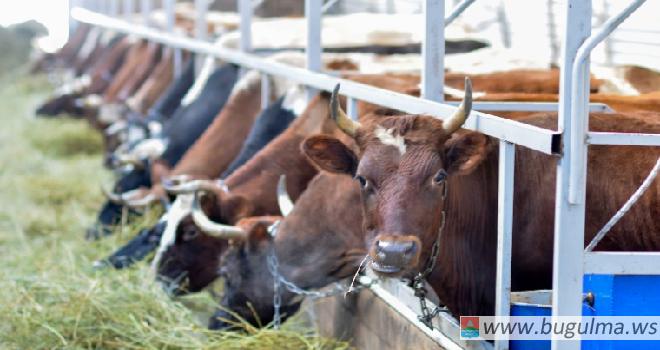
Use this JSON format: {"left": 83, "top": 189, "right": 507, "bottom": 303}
{"left": 512, "top": 276, "right": 660, "bottom": 350}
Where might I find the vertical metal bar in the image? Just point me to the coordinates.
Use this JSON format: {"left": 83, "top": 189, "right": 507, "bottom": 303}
{"left": 422, "top": 0, "right": 445, "bottom": 103}
{"left": 261, "top": 74, "right": 270, "bottom": 110}
{"left": 552, "top": 1, "right": 591, "bottom": 350}
{"left": 238, "top": 0, "right": 253, "bottom": 77}
{"left": 305, "top": 0, "right": 322, "bottom": 101}
{"left": 494, "top": 140, "right": 515, "bottom": 350}
{"left": 347, "top": 97, "right": 358, "bottom": 121}
{"left": 195, "top": 0, "right": 208, "bottom": 77}
{"left": 568, "top": 0, "right": 646, "bottom": 204}
{"left": 124, "top": 0, "right": 135, "bottom": 22}
{"left": 111, "top": 0, "right": 121, "bottom": 18}
{"left": 142, "top": 0, "right": 152, "bottom": 27}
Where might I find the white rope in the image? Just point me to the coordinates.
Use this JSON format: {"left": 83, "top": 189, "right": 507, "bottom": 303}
{"left": 585, "top": 155, "right": 660, "bottom": 252}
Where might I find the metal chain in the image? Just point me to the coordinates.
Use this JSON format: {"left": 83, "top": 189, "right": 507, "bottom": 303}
{"left": 266, "top": 221, "right": 365, "bottom": 330}
{"left": 413, "top": 178, "right": 450, "bottom": 328}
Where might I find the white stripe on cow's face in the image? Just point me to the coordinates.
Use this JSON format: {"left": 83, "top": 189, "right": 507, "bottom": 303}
{"left": 281, "top": 85, "right": 307, "bottom": 117}
{"left": 150, "top": 194, "right": 195, "bottom": 274}
{"left": 374, "top": 125, "right": 407, "bottom": 155}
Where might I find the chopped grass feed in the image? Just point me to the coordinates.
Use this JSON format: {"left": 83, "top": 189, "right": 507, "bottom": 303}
{"left": 0, "top": 72, "right": 351, "bottom": 349}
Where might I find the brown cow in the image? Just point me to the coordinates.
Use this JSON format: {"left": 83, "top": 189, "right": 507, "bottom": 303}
{"left": 152, "top": 74, "right": 421, "bottom": 293}
{"left": 207, "top": 173, "right": 366, "bottom": 329}
{"left": 302, "top": 82, "right": 660, "bottom": 319}
{"left": 446, "top": 69, "right": 604, "bottom": 94}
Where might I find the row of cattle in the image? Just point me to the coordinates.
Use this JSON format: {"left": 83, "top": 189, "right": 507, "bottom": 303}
{"left": 33, "top": 15, "right": 660, "bottom": 332}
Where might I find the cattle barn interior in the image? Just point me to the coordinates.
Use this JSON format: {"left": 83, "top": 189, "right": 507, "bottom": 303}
{"left": 4, "top": 0, "right": 660, "bottom": 349}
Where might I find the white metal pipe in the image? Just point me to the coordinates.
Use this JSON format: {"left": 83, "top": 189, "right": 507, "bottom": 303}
{"left": 70, "top": 8, "right": 563, "bottom": 155}
{"left": 305, "top": 0, "right": 322, "bottom": 101}
{"left": 261, "top": 74, "right": 269, "bottom": 110}
{"left": 445, "top": 0, "right": 477, "bottom": 26}
{"left": 238, "top": 0, "right": 253, "bottom": 77}
{"left": 568, "top": 0, "right": 647, "bottom": 204}
{"left": 123, "top": 0, "right": 135, "bottom": 22}
{"left": 163, "top": 0, "right": 180, "bottom": 77}
{"left": 422, "top": 0, "right": 445, "bottom": 103}
{"left": 194, "top": 0, "right": 208, "bottom": 77}
{"left": 584, "top": 252, "right": 660, "bottom": 275}
{"left": 347, "top": 97, "right": 358, "bottom": 121}
{"left": 551, "top": 1, "right": 591, "bottom": 349}
{"left": 494, "top": 140, "right": 515, "bottom": 350}
{"left": 110, "top": 0, "right": 121, "bottom": 18}
{"left": 239, "top": 0, "right": 252, "bottom": 52}
{"left": 321, "top": 0, "right": 341, "bottom": 13}
{"left": 445, "top": 101, "right": 614, "bottom": 113}
{"left": 587, "top": 132, "right": 660, "bottom": 146}
{"left": 142, "top": 0, "right": 152, "bottom": 27}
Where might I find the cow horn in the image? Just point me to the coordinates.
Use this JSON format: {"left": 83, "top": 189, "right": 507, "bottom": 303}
{"left": 191, "top": 191, "right": 246, "bottom": 238}
{"left": 124, "top": 193, "right": 158, "bottom": 209}
{"left": 442, "top": 77, "right": 473, "bottom": 135}
{"left": 162, "top": 179, "right": 217, "bottom": 195}
{"left": 277, "top": 175, "right": 294, "bottom": 217}
{"left": 330, "top": 84, "right": 361, "bottom": 138}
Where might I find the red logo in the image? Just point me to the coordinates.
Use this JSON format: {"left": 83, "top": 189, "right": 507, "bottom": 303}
{"left": 460, "top": 317, "right": 480, "bottom": 338}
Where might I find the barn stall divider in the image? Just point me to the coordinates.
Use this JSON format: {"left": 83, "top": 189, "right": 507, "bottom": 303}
{"left": 68, "top": 0, "right": 660, "bottom": 349}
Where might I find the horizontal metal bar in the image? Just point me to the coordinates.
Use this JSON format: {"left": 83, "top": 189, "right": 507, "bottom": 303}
{"left": 71, "top": 8, "right": 560, "bottom": 155}
{"left": 584, "top": 252, "right": 660, "bottom": 275}
{"left": 446, "top": 102, "right": 615, "bottom": 113}
{"left": 587, "top": 132, "right": 660, "bottom": 146}
{"left": 359, "top": 275, "right": 492, "bottom": 350}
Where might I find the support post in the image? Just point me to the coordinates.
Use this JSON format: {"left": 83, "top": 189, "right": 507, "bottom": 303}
{"left": 305, "top": 0, "right": 322, "bottom": 101}
{"left": 110, "top": 0, "right": 121, "bottom": 18}
{"left": 124, "top": 0, "right": 135, "bottom": 22}
{"left": 142, "top": 0, "right": 152, "bottom": 27}
{"left": 422, "top": 0, "right": 445, "bottom": 103}
{"left": 261, "top": 74, "right": 270, "bottom": 110}
{"left": 495, "top": 140, "right": 515, "bottom": 350}
{"left": 552, "top": 1, "right": 591, "bottom": 349}
{"left": 347, "top": 97, "right": 358, "bottom": 121}
{"left": 238, "top": 0, "right": 252, "bottom": 77}
{"left": 194, "top": 0, "right": 208, "bottom": 77}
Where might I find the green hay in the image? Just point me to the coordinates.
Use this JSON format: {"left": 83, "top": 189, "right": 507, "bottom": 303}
{"left": 0, "top": 74, "right": 350, "bottom": 349}
{"left": 26, "top": 118, "right": 105, "bottom": 158}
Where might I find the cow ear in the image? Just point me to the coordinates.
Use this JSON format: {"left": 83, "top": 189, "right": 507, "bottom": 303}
{"left": 302, "top": 134, "right": 358, "bottom": 176}
{"left": 445, "top": 132, "right": 492, "bottom": 176}
{"left": 246, "top": 222, "right": 271, "bottom": 252}
{"left": 222, "top": 194, "right": 254, "bottom": 224}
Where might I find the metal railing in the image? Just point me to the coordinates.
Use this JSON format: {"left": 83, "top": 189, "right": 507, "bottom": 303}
{"left": 67, "top": 1, "right": 660, "bottom": 350}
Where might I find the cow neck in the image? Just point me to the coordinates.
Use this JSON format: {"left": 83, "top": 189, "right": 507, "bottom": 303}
{"left": 426, "top": 146, "right": 500, "bottom": 319}
{"left": 223, "top": 96, "right": 333, "bottom": 216}
{"left": 171, "top": 80, "right": 263, "bottom": 178}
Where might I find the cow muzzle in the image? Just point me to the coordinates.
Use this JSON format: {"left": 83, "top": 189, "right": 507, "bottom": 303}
{"left": 370, "top": 236, "right": 421, "bottom": 276}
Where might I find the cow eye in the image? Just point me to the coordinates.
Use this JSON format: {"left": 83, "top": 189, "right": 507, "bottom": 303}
{"left": 354, "top": 174, "right": 367, "bottom": 188}
{"left": 433, "top": 169, "right": 448, "bottom": 183}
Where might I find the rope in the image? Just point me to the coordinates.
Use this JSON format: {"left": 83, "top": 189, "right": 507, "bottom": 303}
{"left": 585, "top": 155, "right": 660, "bottom": 252}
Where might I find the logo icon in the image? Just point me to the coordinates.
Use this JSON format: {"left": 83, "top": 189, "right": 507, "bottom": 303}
{"left": 461, "top": 317, "right": 480, "bottom": 339}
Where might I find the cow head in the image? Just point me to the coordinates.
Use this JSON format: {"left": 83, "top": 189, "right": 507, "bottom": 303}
{"left": 155, "top": 186, "right": 257, "bottom": 296}
{"left": 156, "top": 180, "right": 252, "bottom": 295}
{"left": 302, "top": 79, "right": 491, "bottom": 278}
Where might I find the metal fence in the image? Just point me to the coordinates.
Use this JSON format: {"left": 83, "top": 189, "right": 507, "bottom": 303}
{"left": 68, "top": 1, "right": 660, "bottom": 349}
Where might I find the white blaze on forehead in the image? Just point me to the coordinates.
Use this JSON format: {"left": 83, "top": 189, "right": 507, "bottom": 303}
{"left": 374, "top": 125, "right": 407, "bottom": 155}
{"left": 281, "top": 84, "right": 307, "bottom": 117}
{"left": 150, "top": 194, "right": 195, "bottom": 274}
